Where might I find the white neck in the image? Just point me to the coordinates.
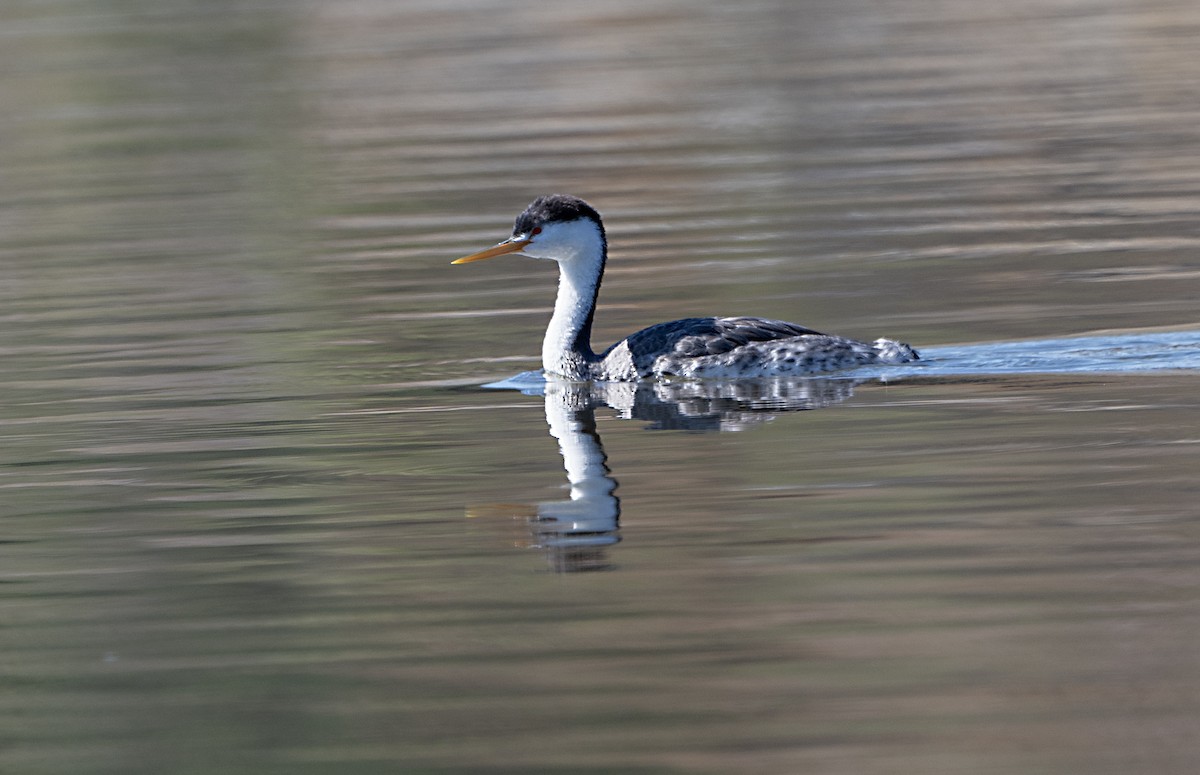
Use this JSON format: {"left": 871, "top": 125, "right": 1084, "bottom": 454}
{"left": 541, "top": 239, "right": 604, "bottom": 379}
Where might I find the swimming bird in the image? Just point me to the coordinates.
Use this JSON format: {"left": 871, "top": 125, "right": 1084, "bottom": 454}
{"left": 452, "top": 195, "right": 918, "bottom": 382}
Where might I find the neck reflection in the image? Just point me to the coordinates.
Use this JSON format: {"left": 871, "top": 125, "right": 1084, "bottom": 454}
{"left": 533, "top": 379, "right": 622, "bottom": 572}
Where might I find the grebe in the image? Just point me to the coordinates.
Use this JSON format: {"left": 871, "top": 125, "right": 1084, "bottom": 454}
{"left": 452, "top": 194, "right": 918, "bottom": 381}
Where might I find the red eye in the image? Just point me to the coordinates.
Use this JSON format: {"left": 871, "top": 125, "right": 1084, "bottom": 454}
{"left": 531, "top": 227, "right": 542, "bottom": 235}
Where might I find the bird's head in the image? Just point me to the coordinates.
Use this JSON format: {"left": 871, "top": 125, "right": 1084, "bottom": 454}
{"left": 452, "top": 194, "right": 606, "bottom": 265}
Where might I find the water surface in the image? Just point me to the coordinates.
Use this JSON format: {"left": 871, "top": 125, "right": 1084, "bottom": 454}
{"left": 2, "top": 1, "right": 1200, "bottom": 773}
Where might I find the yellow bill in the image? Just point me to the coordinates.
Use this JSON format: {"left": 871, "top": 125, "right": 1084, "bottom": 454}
{"left": 451, "top": 237, "right": 533, "bottom": 264}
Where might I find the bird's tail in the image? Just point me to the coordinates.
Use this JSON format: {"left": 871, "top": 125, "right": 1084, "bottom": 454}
{"left": 873, "top": 338, "right": 920, "bottom": 363}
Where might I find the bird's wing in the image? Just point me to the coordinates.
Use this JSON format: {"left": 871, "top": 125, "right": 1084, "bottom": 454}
{"left": 671, "top": 316, "right": 827, "bottom": 357}
{"left": 613, "top": 316, "right": 826, "bottom": 364}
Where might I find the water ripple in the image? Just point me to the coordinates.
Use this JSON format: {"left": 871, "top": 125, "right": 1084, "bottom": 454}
{"left": 899, "top": 329, "right": 1200, "bottom": 377}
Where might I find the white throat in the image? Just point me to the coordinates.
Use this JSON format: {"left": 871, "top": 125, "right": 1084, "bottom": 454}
{"left": 537, "top": 224, "right": 605, "bottom": 379}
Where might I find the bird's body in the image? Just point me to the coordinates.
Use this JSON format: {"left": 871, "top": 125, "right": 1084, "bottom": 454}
{"left": 453, "top": 195, "right": 918, "bottom": 382}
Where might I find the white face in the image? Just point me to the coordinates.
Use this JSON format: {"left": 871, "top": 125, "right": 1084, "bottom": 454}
{"left": 516, "top": 218, "right": 603, "bottom": 262}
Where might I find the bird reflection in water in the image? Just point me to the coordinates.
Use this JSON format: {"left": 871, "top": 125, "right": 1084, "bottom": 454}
{"left": 467, "top": 373, "right": 866, "bottom": 572}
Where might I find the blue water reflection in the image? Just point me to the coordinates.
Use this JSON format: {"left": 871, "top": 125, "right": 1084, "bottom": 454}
{"left": 904, "top": 329, "right": 1200, "bottom": 376}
